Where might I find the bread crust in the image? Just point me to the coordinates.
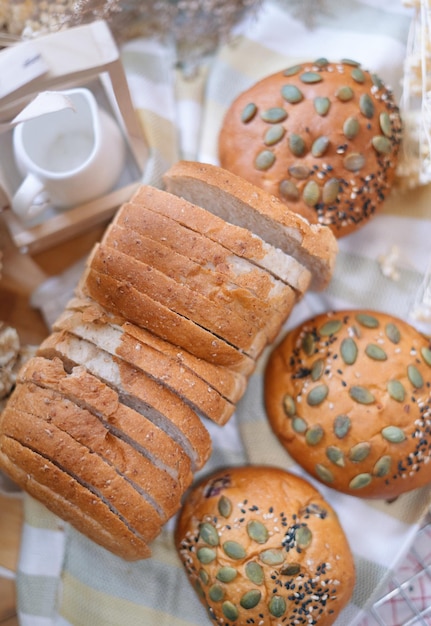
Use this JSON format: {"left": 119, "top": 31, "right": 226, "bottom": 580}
{"left": 37, "top": 331, "right": 212, "bottom": 472}
{"left": 218, "top": 60, "right": 402, "bottom": 238}
{"left": 175, "top": 465, "right": 355, "bottom": 625}
{"left": 0, "top": 438, "right": 151, "bottom": 560}
{"left": 22, "top": 355, "right": 193, "bottom": 484}
{"left": 124, "top": 187, "right": 311, "bottom": 294}
{"left": 53, "top": 307, "right": 236, "bottom": 425}
{"left": 80, "top": 266, "right": 256, "bottom": 374}
{"left": 264, "top": 310, "right": 431, "bottom": 499}
{"left": 163, "top": 161, "right": 338, "bottom": 290}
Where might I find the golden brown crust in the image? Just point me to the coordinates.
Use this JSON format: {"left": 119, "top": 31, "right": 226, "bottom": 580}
{"left": 218, "top": 59, "right": 402, "bottom": 238}
{"left": 175, "top": 465, "right": 355, "bottom": 626}
{"left": 264, "top": 310, "right": 431, "bottom": 499}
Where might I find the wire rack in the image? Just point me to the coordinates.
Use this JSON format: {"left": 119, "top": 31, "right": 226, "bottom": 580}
{"left": 360, "top": 511, "right": 431, "bottom": 626}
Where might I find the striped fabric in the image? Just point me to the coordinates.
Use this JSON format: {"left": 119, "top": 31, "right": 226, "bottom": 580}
{"left": 15, "top": 1, "right": 431, "bottom": 625}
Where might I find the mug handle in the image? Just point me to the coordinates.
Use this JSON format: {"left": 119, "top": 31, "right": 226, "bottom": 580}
{"left": 11, "top": 173, "right": 50, "bottom": 221}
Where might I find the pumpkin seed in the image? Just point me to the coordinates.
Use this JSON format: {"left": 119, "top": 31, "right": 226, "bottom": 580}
{"left": 300, "top": 71, "right": 322, "bottom": 83}
{"left": 336, "top": 86, "right": 354, "bottom": 101}
{"left": 311, "top": 135, "right": 330, "bottom": 157}
{"left": 315, "top": 464, "right": 334, "bottom": 483}
{"left": 247, "top": 520, "right": 269, "bottom": 544}
{"left": 334, "top": 414, "right": 351, "bottom": 438}
{"left": 351, "top": 67, "right": 366, "bottom": 83}
{"left": 245, "top": 561, "right": 264, "bottom": 585}
{"left": 314, "top": 96, "right": 331, "bottom": 116}
{"left": 344, "top": 152, "right": 365, "bottom": 171}
{"left": 199, "top": 568, "right": 210, "bottom": 584}
{"left": 199, "top": 522, "right": 219, "bottom": 546}
{"left": 259, "top": 549, "right": 285, "bottom": 565}
{"left": 209, "top": 584, "right": 225, "bottom": 602}
{"left": 303, "top": 180, "right": 320, "bottom": 206}
{"left": 292, "top": 417, "right": 308, "bottom": 433}
{"left": 349, "top": 441, "right": 371, "bottom": 462}
{"left": 289, "top": 133, "right": 306, "bottom": 156}
{"left": 322, "top": 178, "right": 339, "bottom": 203}
{"left": 281, "top": 84, "right": 303, "bottom": 103}
{"left": 380, "top": 111, "right": 392, "bottom": 137}
{"left": 311, "top": 358, "right": 325, "bottom": 381}
{"left": 269, "top": 596, "right": 286, "bottom": 618}
{"left": 255, "top": 150, "right": 275, "bottom": 171}
{"left": 421, "top": 346, "right": 431, "bottom": 366}
{"left": 222, "top": 601, "right": 239, "bottom": 621}
{"left": 320, "top": 319, "right": 342, "bottom": 336}
{"left": 216, "top": 566, "right": 237, "bottom": 583}
{"left": 283, "top": 394, "right": 296, "bottom": 417}
{"left": 349, "top": 385, "right": 375, "bottom": 404}
{"left": 385, "top": 322, "right": 401, "bottom": 344}
{"left": 264, "top": 124, "right": 285, "bottom": 146}
{"left": 343, "top": 116, "right": 360, "bottom": 139}
{"left": 260, "top": 107, "right": 287, "bottom": 123}
{"left": 349, "top": 473, "right": 372, "bottom": 489}
{"left": 240, "top": 589, "right": 262, "bottom": 609}
{"left": 382, "top": 425, "right": 406, "bottom": 443}
{"left": 241, "top": 102, "right": 257, "bottom": 123}
{"left": 302, "top": 332, "right": 315, "bottom": 355}
{"left": 283, "top": 64, "right": 303, "bottom": 76}
{"left": 373, "top": 455, "right": 392, "bottom": 477}
{"left": 387, "top": 379, "right": 405, "bottom": 402}
{"left": 218, "top": 495, "right": 232, "bottom": 518}
{"left": 359, "top": 93, "right": 375, "bottom": 118}
{"left": 307, "top": 384, "right": 329, "bottom": 406}
{"left": 305, "top": 424, "right": 324, "bottom": 445}
{"left": 326, "top": 445, "right": 345, "bottom": 467}
{"left": 296, "top": 525, "right": 312, "bottom": 548}
{"left": 355, "top": 313, "right": 379, "bottom": 328}
{"left": 197, "top": 547, "right": 216, "bottom": 564}
{"left": 372, "top": 73, "right": 384, "bottom": 89}
{"left": 289, "top": 164, "right": 310, "bottom": 179}
{"left": 341, "top": 58, "right": 361, "bottom": 66}
{"left": 223, "top": 541, "right": 246, "bottom": 560}
{"left": 279, "top": 179, "right": 299, "bottom": 201}
{"left": 280, "top": 563, "right": 301, "bottom": 576}
{"left": 372, "top": 135, "right": 392, "bottom": 154}
{"left": 365, "top": 344, "right": 388, "bottom": 361}
{"left": 407, "top": 364, "right": 424, "bottom": 388}
{"left": 314, "top": 57, "right": 329, "bottom": 67}
{"left": 340, "top": 337, "right": 358, "bottom": 364}
{"left": 194, "top": 579, "right": 205, "bottom": 598}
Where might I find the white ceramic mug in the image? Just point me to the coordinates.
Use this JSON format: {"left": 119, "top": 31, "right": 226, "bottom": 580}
{"left": 12, "top": 88, "right": 126, "bottom": 220}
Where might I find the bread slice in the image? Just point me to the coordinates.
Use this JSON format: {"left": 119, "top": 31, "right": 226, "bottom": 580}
{"left": 1, "top": 403, "right": 163, "bottom": 544}
{"left": 9, "top": 380, "right": 184, "bottom": 521}
{"left": 37, "top": 331, "right": 212, "bottom": 472}
{"left": 79, "top": 266, "right": 256, "bottom": 374}
{"left": 0, "top": 438, "right": 151, "bottom": 560}
{"left": 65, "top": 296, "right": 248, "bottom": 404}
{"left": 162, "top": 160, "right": 338, "bottom": 291}
{"left": 53, "top": 307, "right": 236, "bottom": 425}
{"left": 19, "top": 355, "right": 193, "bottom": 489}
{"left": 86, "top": 243, "right": 268, "bottom": 359}
{"left": 102, "top": 221, "right": 294, "bottom": 343}
{"left": 116, "top": 194, "right": 311, "bottom": 297}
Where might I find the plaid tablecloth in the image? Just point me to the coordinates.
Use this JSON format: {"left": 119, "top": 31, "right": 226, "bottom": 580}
{"left": 14, "top": 1, "right": 431, "bottom": 625}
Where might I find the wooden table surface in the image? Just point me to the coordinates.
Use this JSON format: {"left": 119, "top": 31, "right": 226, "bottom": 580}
{"left": 0, "top": 214, "right": 108, "bottom": 625}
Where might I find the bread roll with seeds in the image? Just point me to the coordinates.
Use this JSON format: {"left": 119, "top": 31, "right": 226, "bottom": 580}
{"left": 219, "top": 58, "right": 402, "bottom": 238}
{"left": 264, "top": 310, "right": 431, "bottom": 499}
{"left": 175, "top": 465, "right": 355, "bottom": 626}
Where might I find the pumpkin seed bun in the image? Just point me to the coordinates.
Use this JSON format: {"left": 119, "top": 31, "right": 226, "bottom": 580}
{"left": 264, "top": 310, "right": 431, "bottom": 500}
{"left": 218, "top": 58, "right": 402, "bottom": 238}
{"left": 175, "top": 465, "right": 355, "bottom": 626}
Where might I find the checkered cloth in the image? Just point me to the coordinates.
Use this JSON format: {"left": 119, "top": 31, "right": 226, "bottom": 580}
{"left": 14, "top": 1, "right": 431, "bottom": 625}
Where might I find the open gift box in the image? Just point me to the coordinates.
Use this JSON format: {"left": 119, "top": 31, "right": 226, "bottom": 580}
{"left": 0, "top": 20, "right": 148, "bottom": 254}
